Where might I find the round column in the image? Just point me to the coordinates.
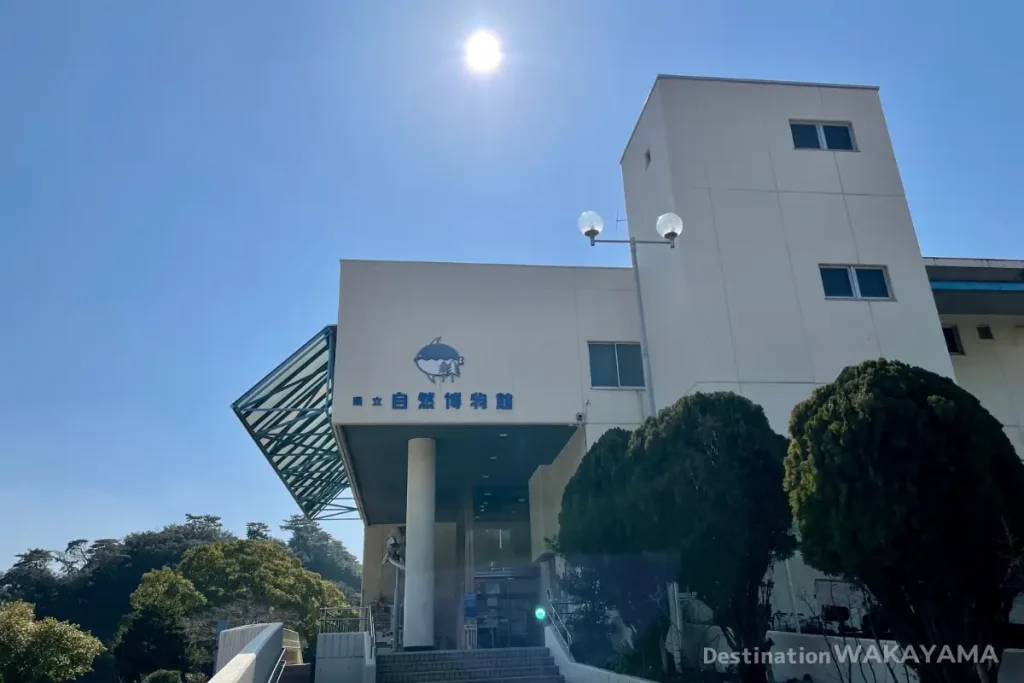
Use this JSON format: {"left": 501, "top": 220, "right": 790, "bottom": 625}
{"left": 403, "top": 437, "right": 436, "bottom": 649}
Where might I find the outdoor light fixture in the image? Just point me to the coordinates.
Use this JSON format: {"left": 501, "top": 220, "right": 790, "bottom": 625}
{"left": 577, "top": 211, "right": 605, "bottom": 244}
{"left": 578, "top": 210, "right": 684, "bottom": 418}
{"left": 655, "top": 212, "right": 683, "bottom": 245}
{"left": 534, "top": 607, "right": 547, "bottom": 621}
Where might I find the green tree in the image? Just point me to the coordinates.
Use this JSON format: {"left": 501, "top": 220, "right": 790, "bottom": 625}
{"left": 630, "top": 392, "right": 795, "bottom": 683}
{"left": 553, "top": 427, "right": 677, "bottom": 676}
{"left": 281, "top": 515, "right": 361, "bottom": 594}
{"left": 179, "top": 539, "right": 346, "bottom": 645}
{"left": 0, "top": 600, "right": 104, "bottom": 683}
{"left": 113, "top": 607, "right": 194, "bottom": 683}
{"left": 142, "top": 671, "right": 183, "bottom": 683}
{"left": 246, "top": 522, "right": 271, "bottom": 541}
{"left": 131, "top": 568, "right": 207, "bottom": 616}
{"left": 786, "top": 359, "right": 1024, "bottom": 683}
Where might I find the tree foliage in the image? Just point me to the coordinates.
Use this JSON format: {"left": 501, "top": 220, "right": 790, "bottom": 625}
{"left": 555, "top": 394, "right": 795, "bottom": 683}
{"left": 631, "top": 392, "right": 795, "bottom": 681}
{"left": 113, "top": 607, "right": 194, "bottom": 683}
{"left": 178, "top": 539, "right": 346, "bottom": 644}
{"left": 130, "top": 568, "right": 207, "bottom": 617}
{"left": 141, "top": 671, "right": 183, "bottom": 683}
{"left": 786, "top": 359, "right": 1024, "bottom": 683}
{"left": 281, "top": 515, "right": 361, "bottom": 595}
{"left": 0, "top": 514, "right": 359, "bottom": 682}
{"left": 0, "top": 600, "right": 104, "bottom": 683}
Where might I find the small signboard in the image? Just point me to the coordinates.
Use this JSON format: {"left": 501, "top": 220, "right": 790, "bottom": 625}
{"left": 463, "top": 592, "right": 477, "bottom": 619}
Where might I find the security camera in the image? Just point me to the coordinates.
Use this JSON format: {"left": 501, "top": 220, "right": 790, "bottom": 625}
{"left": 575, "top": 412, "right": 585, "bottom": 423}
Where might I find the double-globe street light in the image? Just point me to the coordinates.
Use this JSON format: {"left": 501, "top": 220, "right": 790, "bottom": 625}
{"left": 577, "top": 210, "right": 683, "bottom": 419}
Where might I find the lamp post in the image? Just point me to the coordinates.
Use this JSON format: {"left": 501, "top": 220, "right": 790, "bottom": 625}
{"left": 578, "top": 210, "right": 682, "bottom": 419}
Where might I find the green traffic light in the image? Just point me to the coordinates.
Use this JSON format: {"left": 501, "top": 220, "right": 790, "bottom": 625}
{"left": 534, "top": 607, "right": 546, "bottom": 620}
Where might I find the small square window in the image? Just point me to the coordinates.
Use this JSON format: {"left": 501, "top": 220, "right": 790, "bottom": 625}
{"left": 588, "top": 343, "right": 618, "bottom": 388}
{"left": 820, "top": 267, "right": 854, "bottom": 298}
{"left": 823, "top": 124, "right": 854, "bottom": 151}
{"left": 943, "top": 326, "right": 964, "bottom": 355}
{"left": 977, "top": 325, "right": 994, "bottom": 340}
{"left": 791, "top": 123, "right": 821, "bottom": 149}
{"left": 855, "top": 268, "right": 890, "bottom": 299}
{"left": 615, "top": 344, "right": 645, "bottom": 388}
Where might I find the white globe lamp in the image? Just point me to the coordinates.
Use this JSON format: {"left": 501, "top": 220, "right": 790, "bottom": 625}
{"left": 655, "top": 212, "right": 683, "bottom": 247}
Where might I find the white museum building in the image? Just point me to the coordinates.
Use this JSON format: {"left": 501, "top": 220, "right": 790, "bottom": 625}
{"left": 233, "top": 75, "right": 1024, "bottom": 653}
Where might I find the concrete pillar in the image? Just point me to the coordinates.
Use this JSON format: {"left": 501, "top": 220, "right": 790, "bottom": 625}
{"left": 403, "top": 438, "right": 436, "bottom": 649}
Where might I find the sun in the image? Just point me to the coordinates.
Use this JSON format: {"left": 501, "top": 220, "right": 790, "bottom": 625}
{"left": 464, "top": 30, "right": 502, "bottom": 73}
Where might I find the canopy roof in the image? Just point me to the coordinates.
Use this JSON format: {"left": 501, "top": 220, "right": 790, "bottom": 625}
{"left": 232, "top": 325, "right": 356, "bottom": 520}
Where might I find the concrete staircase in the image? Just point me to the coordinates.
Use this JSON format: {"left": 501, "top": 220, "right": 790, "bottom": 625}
{"left": 280, "top": 662, "right": 312, "bottom": 683}
{"left": 377, "top": 647, "right": 562, "bottom": 683}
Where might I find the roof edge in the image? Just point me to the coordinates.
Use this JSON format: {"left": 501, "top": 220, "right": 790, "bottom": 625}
{"left": 620, "top": 74, "right": 880, "bottom": 164}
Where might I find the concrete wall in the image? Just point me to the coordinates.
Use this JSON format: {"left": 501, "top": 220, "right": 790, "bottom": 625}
{"left": 211, "top": 623, "right": 283, "bottom": 683}
{"left": 361, "top": 521, "right": 459, "bottom": 648}
{"left": 334, "top": 260, "right": 645, "bottom": 429}
{"left": 215, "top": 623, "right": 275, "bottom": 673}
{"left": 621, "top": 76, "right": 954, "bottom": 433}
{"left": 941, "top": 314, "right": 1024, "bottom": 456}
{"left": 316, "top": 631, "right": 374, "bottom": 683}
{"left": 545, "top": 625, "right": 658, "bottom": 683}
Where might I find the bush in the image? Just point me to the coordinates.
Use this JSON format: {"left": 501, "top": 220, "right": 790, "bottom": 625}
{"left": 142, "top": 671, "right": 182, "bottom": 683}
{"left": 786, "top": 359, "right": 1024, "bottom": 683}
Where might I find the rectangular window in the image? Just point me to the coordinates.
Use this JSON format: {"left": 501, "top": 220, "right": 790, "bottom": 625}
{"left": 943, "top": 326, "right": 964, "bottom": 355}
{"left": 823, "top": 124, "right": 855, "bottom": 151}
{"left": 820, "top": 267, "right": 854, "bottom": 298}
{"left": 588, "top": 342, "right": 645, "bottom": 389}
{"left": 854, "top": 267, "right": 890, "bottom": 298}
{"left": 977, "top": 324, "right": 994, "bottom": 340}
{"left": 791, "top": 121, "right": 857, "bottom": 151}
{"left": 820, "top": 265, "right": 893, "bottom": 300}
{"left": 790, "top": 123, "right": 821, "bottom": 149}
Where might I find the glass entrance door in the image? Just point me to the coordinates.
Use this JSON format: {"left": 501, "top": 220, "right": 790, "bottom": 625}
{"left": 474, "top": 570, "right": 541, "bottom": 648}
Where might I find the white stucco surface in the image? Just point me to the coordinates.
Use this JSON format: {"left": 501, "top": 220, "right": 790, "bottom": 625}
{"left": 621, "top": 76, "right": 953, "bottom": 434}
{"left": 333, "top": 260, "right": 645, "bottom": 428}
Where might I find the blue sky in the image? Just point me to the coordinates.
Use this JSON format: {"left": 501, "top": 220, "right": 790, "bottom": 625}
{"left": 1, "top": 1, "right": 1022, "bottom": 569}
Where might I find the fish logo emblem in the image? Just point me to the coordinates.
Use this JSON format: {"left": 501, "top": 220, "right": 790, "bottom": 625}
{"left": 414, "top": 337, "right": 465, "bottom": 384}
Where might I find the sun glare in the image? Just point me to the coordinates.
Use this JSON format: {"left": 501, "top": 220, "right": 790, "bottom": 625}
{"left": 464, "top": 30, "right": 502, "bottom": 73}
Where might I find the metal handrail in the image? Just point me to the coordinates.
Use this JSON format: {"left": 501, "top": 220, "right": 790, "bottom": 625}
{"left": 546, "top": 601, "right": 573, "bottom": 648}
{"left": 267, "top": 647, "right": 287, "bottom": 683}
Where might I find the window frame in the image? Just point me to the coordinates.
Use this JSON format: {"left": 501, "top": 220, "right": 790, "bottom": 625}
{"left": 790, "top": 120, "right": 858, "bottom": 152}
{"left": 943, "top": 325, "right": 965, "bottom": 355}
{"left": 819, "top": 265, "right": 894, "bottom": 301}
{"left": 587, "top": 341, "right": 645, "bottom": 390}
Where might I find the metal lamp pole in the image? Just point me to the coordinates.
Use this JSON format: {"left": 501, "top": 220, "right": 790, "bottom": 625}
{"left": 579, "top": 211, "right": 682, "bottom": 420}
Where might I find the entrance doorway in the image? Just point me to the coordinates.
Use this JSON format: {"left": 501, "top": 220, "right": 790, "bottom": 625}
{"left": 474, "top": 567, "right": 542, "bottom": 648}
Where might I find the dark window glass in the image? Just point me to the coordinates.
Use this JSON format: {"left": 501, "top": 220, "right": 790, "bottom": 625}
{"left": 820, "top": 267, "right": 854, "bottom": 297}
{"left": 977, "top": 325, "right": 994, "bottom": 340}
{"left": 855, "top": 268, "right": 890, "bottom": 298}
{"left": 791, "top": 123, "right": 821, "bottom": 149}
{"left": 616, "top": 344, "right": 645, "bottom": 387}
{"left": 588, "top": 343, "right": 618, "bottom": 387}
{"left": 943, "top": 326, "right": 964, "bottom": 354}
{"left": 823, "top": 125, "right": 854, "bottom": 150}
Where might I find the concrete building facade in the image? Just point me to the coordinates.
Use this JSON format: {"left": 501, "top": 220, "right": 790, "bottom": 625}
{"left": 234, "top": 76, "right": 1024, "bottom": 652}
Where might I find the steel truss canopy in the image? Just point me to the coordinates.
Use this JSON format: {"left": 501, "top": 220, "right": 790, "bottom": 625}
{"left": 232, "top": 325, "right": 356, "bottom": 521}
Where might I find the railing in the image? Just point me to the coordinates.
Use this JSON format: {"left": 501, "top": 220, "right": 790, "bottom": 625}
{"left": 547, "top": 601, "right": 573, "bottom": 648}
{"left": 267, "top": 648, "right": 287, "bottom": 683}
{"left": 320, "top": 606, "right": 379, "bottom": 656}
{"left": 320, "top": 606, "right": 370, "bottom": 633}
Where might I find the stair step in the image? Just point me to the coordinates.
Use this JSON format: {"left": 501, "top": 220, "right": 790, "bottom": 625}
{"left": 379, "top": 647, "right": 549, "bottom": 664}
{"left": 401, "top": 677, "right": 562, "bottom": 683}
{"left": 379, "top": 657, "right": 554, "bottom": 674}
{"left": 379, "top": 665, "right": 560, "bottom": 683}
{"left": 280, "top": 663, "right": 312, "bottom": 683}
